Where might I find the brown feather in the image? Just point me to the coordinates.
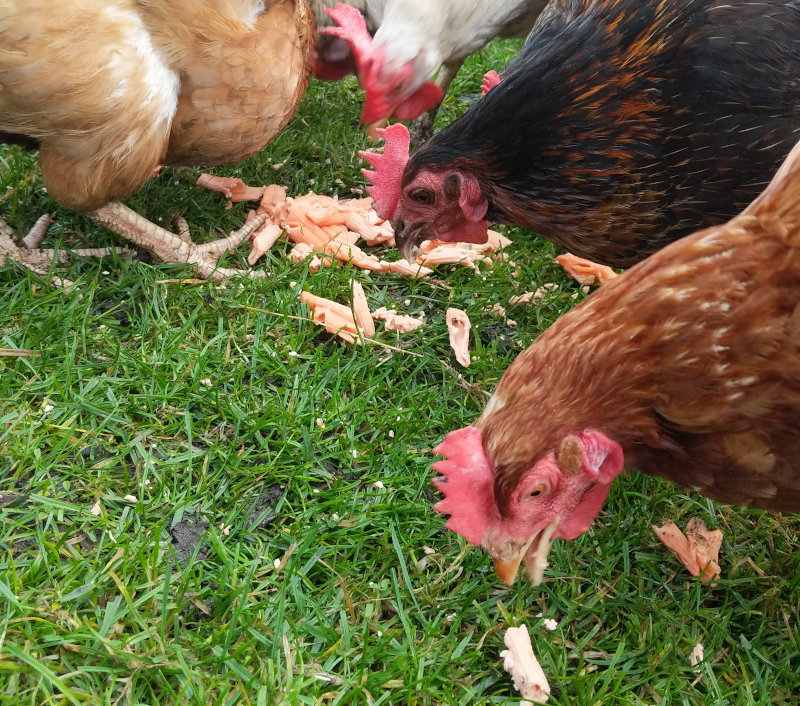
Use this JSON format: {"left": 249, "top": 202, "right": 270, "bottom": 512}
{"left": 149, "top": 0, "right": 314, "bottom": 165}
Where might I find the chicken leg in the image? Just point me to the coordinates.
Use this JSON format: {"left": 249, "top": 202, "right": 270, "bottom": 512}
{"left": 85, "top": 202, "right": 268, "bottom": 281}
{"left": 2, "top": 205, "right": 267, "bottom": 285}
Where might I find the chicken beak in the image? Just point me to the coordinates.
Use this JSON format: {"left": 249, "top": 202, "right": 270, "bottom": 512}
{"left": 493, "top": 555, "right": 524, "bottom": 586}
{"left": 489, "top": 518, "right": 561, "bottom": 587}
{"left": 488, "top": 531, "right": 538, "bottom": 586}
{"left": 392, "top": 220, "right": 429, "bottom": 261}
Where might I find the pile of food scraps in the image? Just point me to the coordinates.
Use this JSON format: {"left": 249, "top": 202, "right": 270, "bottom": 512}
{"left": 198, "top": 175, "right": 516, "bottom": 363}
{"left": 198, "top": 174, "right": 512, "bottom": 277}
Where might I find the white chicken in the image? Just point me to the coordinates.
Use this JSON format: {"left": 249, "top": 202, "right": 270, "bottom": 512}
{"left": 322, "top": 0, "right": 547, "bottom": 143}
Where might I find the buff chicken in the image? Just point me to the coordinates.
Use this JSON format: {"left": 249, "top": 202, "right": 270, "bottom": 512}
{"left": 433, "top": 135, "right": 800, "bottom": 586}
{"left": 361, "top": 0, "right": 800, "bottom": 266}
{"left": 0, "top": 0, "right": 313, "bottom": 281}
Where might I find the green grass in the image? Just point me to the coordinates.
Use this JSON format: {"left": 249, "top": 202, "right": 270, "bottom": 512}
{"left": 2, "top": 40, "right": 799, "bottom": 705}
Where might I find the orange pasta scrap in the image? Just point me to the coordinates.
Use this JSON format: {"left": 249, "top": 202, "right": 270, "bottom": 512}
{"left": 416, "top": 229, "right": 511, "bottom": 269}
{"left": 361, "top": 210, "right": 395, "bottom": 245}
{"left": 284, "top": 201, "right": 332, "bottom": 247}
{"left": 652, "top": 517, "right": 722, "bottom": 584}
{"left": 418, "top": 243, "right": 492, "bottom": 270}
{"left": 288, "top": 242, "right": 322, "bottom": 272}
{"left": 351, "top": 280, "right": 375, "bottom": 338}
{"left": 331, "top": 230, "right": 362, "bottom": 246}
{"left": 487, "top": 229, "right": 513, "bottom": 251}
{"left": 509, "top": 292, "right": 536, "bottom": 306}
{"left": 196, "top": 173, "right": 264, "bottom": 208}
{"left": 248, "top": 223, "right": 284, "bottom": 265}
{"left": 555, "top": 253, "right": 618, "bottom": 285}
{"left": 500, "top": 625, "right": 550, "bottom": 704}
{"left": 321, "top": 239, "right": 384, "bottom": 271}
{"left": 258, "top": 184, "right": 289, "bottom": 222}
{"left": 446, "top": 308, "right": 471, "bottom": 367}
{"left": 300, "top": 291, "right": 365, "bottom": 345}
{"left": 372, "top": 307, "right": 425, "bottom": 332}
{"left": 689, "top": 643, "right": 705, "bottom": 667}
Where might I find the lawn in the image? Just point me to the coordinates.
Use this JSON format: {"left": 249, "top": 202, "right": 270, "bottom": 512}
{"left": 1, "top": 39, "right": 799, "bottom": 706}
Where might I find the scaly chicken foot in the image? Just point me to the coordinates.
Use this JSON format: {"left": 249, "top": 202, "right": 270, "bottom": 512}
{"left": 84, "top": 202, "right": 267, "bottom": 281}
{"left": 1, "top": 214, "right": 132, "bottom": 288}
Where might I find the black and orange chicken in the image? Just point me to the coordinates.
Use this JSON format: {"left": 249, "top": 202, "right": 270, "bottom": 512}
{"left": 363, "top": 0, "right": 800, "bottom": 266}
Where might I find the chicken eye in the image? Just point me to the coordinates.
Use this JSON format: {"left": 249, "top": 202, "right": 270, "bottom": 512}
{"left": 409, "top": 187, "right": 435, "bottom": 205}
{"left": 529, "top": 483, "right": 548, "bottom": 498}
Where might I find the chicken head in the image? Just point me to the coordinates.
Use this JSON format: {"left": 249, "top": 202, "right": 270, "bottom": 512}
{"left": 320, "top": 3, "right": 442, "bottom": 123}
{"left": 360, "top": 123, "right": 489, "bottom": 258}
{"left": 432, "top": 426, "right": 623, "bottom": 585}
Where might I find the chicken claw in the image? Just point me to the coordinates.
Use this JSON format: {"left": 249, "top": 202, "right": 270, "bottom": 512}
{"left": 85, "top": 202, "right": 268, "bottom": 281}
{"left": 0, "top": 214, "right": 132, "bottom": 288}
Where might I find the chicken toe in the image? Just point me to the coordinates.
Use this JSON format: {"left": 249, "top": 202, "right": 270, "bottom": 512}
{"left": 84, "top": 202, "right": 268, "bottom": 281}
{"left": 0, "top": 214, "right": 131, "bottom": 287}
{"left": 1, "top": 214, "right": 63, "bottom": 276}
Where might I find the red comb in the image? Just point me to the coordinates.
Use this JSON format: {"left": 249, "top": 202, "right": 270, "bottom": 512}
{"left": 481, "top": 70, "right": 502, "bottom": 98}
{"left": 359, "top": 123, "right": 411, "bottom": 220}
{"left": 431, "top": 426, "right": 500, "bottom": 546}
{"left": 319, "top": 4, "right": 375, "bottom": 71}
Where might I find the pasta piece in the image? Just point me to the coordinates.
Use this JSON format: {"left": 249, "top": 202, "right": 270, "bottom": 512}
{"left": 372, "top": 307, "right": 425, "bottom": 332}
{"left": 500, "top": 625, "right": 550, "bottom": 704}
{"left": 248, "top": 224, "right": 283, "bottom": 265}
{"left": 351, "top": 280, "right": 375, "bottom": 338}
{"left": 652, "top": 517, "right": 722, "bottom": 584}
{"left": 445, "top": 308, "right": 471, "bottom": 367}
{"left": 555, "top": 253, "right": 618, "bottom": 285}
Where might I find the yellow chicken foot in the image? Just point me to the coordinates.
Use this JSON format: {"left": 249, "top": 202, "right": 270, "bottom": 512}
{"left": 84, "top": 202, "right": 267, "bottom": 281}
{"left": 1, "top": 214, "right": 131, "bottom": 288}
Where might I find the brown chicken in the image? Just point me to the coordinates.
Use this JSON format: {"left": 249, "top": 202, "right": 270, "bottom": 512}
{"left": 0, "top": 0, "right": 313, "bottom": 280}
{"left": 432, "top": 135, "right": 800, "bottom": 586}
